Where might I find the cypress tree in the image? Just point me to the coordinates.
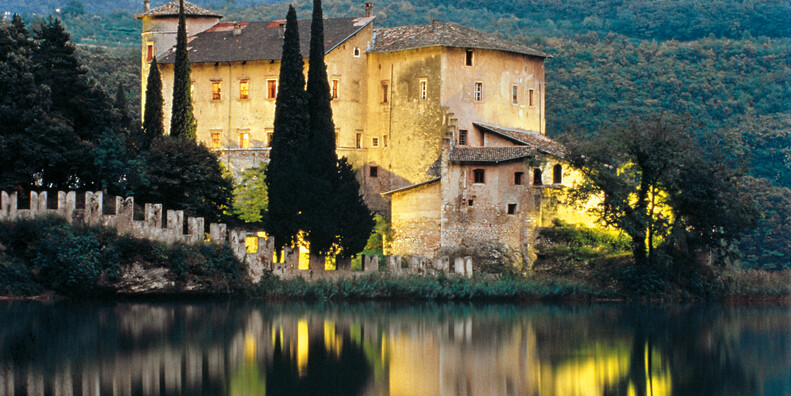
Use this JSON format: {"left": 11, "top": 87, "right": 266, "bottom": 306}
{"left": 114, "top": 82, "right": 132, "bottom": 128}
{"left": 170, "top": 0, "right": 197, "bottom": 140}
{"left": 266, "top": 5, "right": 310, "bottom": 255}
{"left": 142, "top": 56, "right": 164, "bottom": 150}
{"left": 332, "top": 158, "right": 375, "bottom": 256}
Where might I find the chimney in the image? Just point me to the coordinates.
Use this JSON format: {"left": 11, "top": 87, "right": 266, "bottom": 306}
{"left": 431, "top": 18, "right": 437, "bottom": 32}
{"left": 143, "top": 0, "right": 150, "bottom": 12}
{"left": 364, "top": 2, "right": 373, "bottom": 17}
{"left": 278, "top": 22, "right": 286, "bottom": 38}
{"left": 233, "top": 22, "right": 242, "bottom": 37}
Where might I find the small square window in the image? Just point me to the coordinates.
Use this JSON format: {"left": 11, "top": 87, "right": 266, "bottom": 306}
{"left": 332, "top": 79, "right": 340, "bottom": 99}
{"left": 210, "top": 131, "right": 221, "bottom": 149}
{"left": 474, "top": 82, "right": 483, "bottom": 102}
{"left": 458, "top": 129, "right": 468, "bottom": 146}
{"left": 211, "top": 81, "right": 222, "bottom": 100}
{"left": 353, "top": 47, "right": 361, "bottom": 57}
{"left": 533, "top": 168, "right": 543, "bottom": 186}
{"left": 507, "top": 204, "right": 517, "bottom": 215}
{"left": 468, "top": 199, "right": 474, "bottom": 206}
{"left": 473, "top": 168, "right": 485, "bottom": 184}
{"left": 372, "top": 137, "right": 379, "bottom": 147}
{"left": 265, "top": 129, "right": 274, "bottom": 147}
{"left": 146, "top": 43, "right": 154, "bottom": 62}
{"left": 369, "top": 166, "right": 378, "bottom": 178}
{"left": 465, "top": 49, "right": 473, "bottom": 66}
{"left": 239, "top": 130, "right": 250, "bottom": 148}
{"left": 512, "top": 85, "right": 518, "bottom": 104}
{"left": 267, "top": 80, "right": 277, "bottom": 99}
{"left": 514, "top": 172, "right": 524, "bottom": 185}
{"left": 239, "top": 80, "right": 249, "bottom": 100}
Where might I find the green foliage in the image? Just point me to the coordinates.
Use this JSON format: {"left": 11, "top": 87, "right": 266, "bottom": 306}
{"left": 610, "top": 264, "right": 670, "bottom": 299}
{"left": 233, "top": 162, "right": 269, "bottom": 223}
{"left": 363, "top": 214, "right": 392, "bottom": 256}
{"left": 738, "top": 177, "right": 791, "bottom": 271}
{"left": 537, "top": 220, "right": 631, "bottom": 264}
{"left": 138, "top": 135, "right": 234, "bottom": 222}
{"left": 32, "top": 220, "right": 102, "bottom": 296}
{"left": 141, "top": 56, "right": 164, "bottom": 151}
{"left": 169, "top": 0, "right": 197, "bottom": 140}
{"left": 330, "top": 158, "right": 375, "bottom": 257}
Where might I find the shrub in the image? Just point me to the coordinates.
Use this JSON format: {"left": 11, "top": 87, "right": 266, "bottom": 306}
{"left": 33, "top": 221, "right": 102, "bottom": 296}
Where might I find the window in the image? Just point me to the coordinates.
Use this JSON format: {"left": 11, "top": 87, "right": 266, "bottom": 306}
{"left": 331, "top": 79, "right": 339, "bottom": 99}
{"left": 465, "top": 49, "right": 474, "bottom": 66}
{"left": 211, "top": 130, "right": 221, "bottom": 149}
{"left": 474, "top": 82, "right": 483, "bottom": 102}
{"left": 533, "top": 168, "right": 543, "bottom": 186}
{"left": 473, "top": 168, "right": 485, "bottom": 184}
{"left": 507, "top": 204, "right": 517, "bottom": 215}
{"left": 458, "top": 129, "right": 468, "bottom": 146}
{"left": 355, "top": 132, "right": 362, "bottom": 149}
{"left": 372, "top": 137, "right": 379, "bottom": 147}
{"left": 419, "top": 78, "right": 428, "bottom": 100}
{"left": 553, "top": 164, "right": 563, "bottom": 184}
{"left": 267, "top": 79, "right": 277, "bottom": 99}
{"left": 383, "top": 135, "right": 389, "bottom": 147}
{"left": 468, "top": 199, "right": 474, "bottom": 206}
{"left": 239, "top": 80, "right": 249, "bottom": 100}
{"left": 512, "top": 85, "right": 518, "bottom": 104}
{"left": 146, "top": 43, "right": 154, "bottom": 62}
{"left": 239, "top": 130, "right": 249, "bottom": 148}
{"left": 369, "top": 166, "right": 378, "bottom": 177}
{"left": 528, "top": 88, "right": 535, "bottom": 107}
{"left": 381, "top": 81, "right": 389, "bottom": 103}
{"left": 353, "top": 47, "right": 361, "bottom": 57}
{"left": 265, "top": 128, "right": 274, "bottom": 147}
{"left": 211, "top": 81, "right": 222, "bottom": 100}
{"left": 514, "top": 172, "right": 524, "bottom": 185}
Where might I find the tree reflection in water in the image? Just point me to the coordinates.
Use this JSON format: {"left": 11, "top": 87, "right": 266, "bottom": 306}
{"left": 0, "top": 301, "right": 787, "bottom": 395}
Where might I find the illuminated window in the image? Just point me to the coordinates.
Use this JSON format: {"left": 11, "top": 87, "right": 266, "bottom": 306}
{"left": 265, "top": 128, "right": 274, "bottom": 147}
{"left": 473, "top": 168, "right": 485, "bottom": 184}
{"left": 146, "top": 43, "right": 153, "bottom": 62}
{"left": 465, "top": 49, "right": 473, "bottom": 66}
{"left": 211, "top": 130, "right": 221, "bottom": 149}
{"left": 371, "top": 137, "right": 379, "bottom": 147}
{"left": 355, "top": 132, "right": 362, "bottom": 149}
{"left": 239, "top": 130, "right": 249, "bottom": 148}
{"left": 369, "top": 166, "right": 378, "bottom": 177}
{"left": 331, "top": 79, "right": 339, "bottom": 99}
{"left": 507, "top": 203, "right": 517, "bottom": 215}
{"left": 353, "top": 47, "right": 361, "bottom": 57}
{"left": 528, "top": 88, "right": 535, "bottom": 106}
{"left": 474, "top": 82, "right": 483, "bottom": 102}
{"left": 239, "top": 80, "right": 249, "bottom": 99}
{"left": 267, "top": 79, "right": 277, "bottom": 99}
{"left": 533, "top": 168, "right": 543, "bottom": 186}
{"left": 553, "top": 164, "right": 563, "bottom": 184}
{"left": 514, "top": 172, "right": 524, "bottom": 185}
{"left": 512, "top": 85, "right": 518, "bottom": 104}
{"left": 458, "top": 129, "right": 468, "bottom": 146}
{"left": 211, "top": 81, "right": 222, "bottom": 100}
{"left": 381, "top": 81, "right": 389, "bottom": 103}
{"left": 419, "top": 78, "right": 427, "bottom": 100}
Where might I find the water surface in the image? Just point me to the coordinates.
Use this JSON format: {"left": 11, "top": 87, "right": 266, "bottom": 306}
{"left": 0, "top": 301, "right": 788, "bottom": 396}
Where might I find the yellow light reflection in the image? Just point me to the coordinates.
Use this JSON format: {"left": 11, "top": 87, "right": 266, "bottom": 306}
{"left": 297, "top": 320, "right": 309, "bottom": 377}
{"left": 244, "top": 334, "right": 257, "bottom": 362}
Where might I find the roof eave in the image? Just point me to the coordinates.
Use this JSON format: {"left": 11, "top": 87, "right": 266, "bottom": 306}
{"left": 381, "top": 177, "right": 441, "bottom": 197}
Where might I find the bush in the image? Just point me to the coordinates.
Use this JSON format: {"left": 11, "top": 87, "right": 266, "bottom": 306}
{"left": 33, "top": 221, "right": 102, "bottom": 296}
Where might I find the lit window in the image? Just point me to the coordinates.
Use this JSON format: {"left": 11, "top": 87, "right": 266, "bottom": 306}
{"left": 512, "top": 85, "right": 518, "bottom": 104}
{"left": 239, "top": 80, "right": 249, "bottom": 100}
{"left": 267, "top": 80, "right": 277, "bottom": 99}
{"left": 473, "top": 168, "right": 485, "bottom": 184}
{"left": 474, "top": 82, "right": 483, "bottom": 102}
{"left": 372, "top": 137, "right": 379, "bottom": 147}
{"left": 465, "top": 49, "right": 473, "bottom": 66}
{"left": 507, "top": 203, "right": 517, "bottom": 215}
{"left": 211, "top": 130, "right": 221, "bottom": 149}
{"left": 419, "top": 78, "right": 427, "bottom": 100}
{"left": 553, "top": 164, "right": 563, "bottom": 184}
{"left": 212, "top": 81, "right": 222, "bottom": 100}
{"left": 458, "top": 129, "right": 468, "bottom": 146}
{"left": 369, "top": 166, "right": 378, "bottom": 177}
{"left": 514, "top": 172, "right": 524, "bottom": 185}
{"left": 529, "top": 88, "right": 535, "bottom": 106}
{"left": 146, "top": 43, "right": 153, "bottom": 62}
{"left": 332, "top": 79, "right": 339, "bottom": 99}
{"left": 381, "top": 81, "right": 389, "bottom": 103}
{"left": 353, "top": 47, "right": 361, "bottom": 57}
{"left": 265, "top": 128, "right": 274, "bottom": 147}
{"left": 355, "top": 132, "right": 362, "bottom": 149}
{"left": 239, "top": 130, "right": 249, "bottom": 148}
{"left": 533, "top": 168, "right": 543, "bottom": 186}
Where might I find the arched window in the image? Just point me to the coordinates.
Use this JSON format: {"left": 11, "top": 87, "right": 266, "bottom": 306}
{"left": 533, "top": 168, "right": 542, "bottom": 186}
{"left": 553, "top": 164, "right": 562, "bottom": 184}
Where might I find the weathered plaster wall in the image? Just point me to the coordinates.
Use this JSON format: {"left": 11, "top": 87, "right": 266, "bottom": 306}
{"left": 388, "top": 181, "right": 442, "bottom": 257}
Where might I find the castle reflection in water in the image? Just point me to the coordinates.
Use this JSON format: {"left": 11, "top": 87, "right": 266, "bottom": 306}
{"left": 0, "top": 302, "right": 787, "bottom": 396}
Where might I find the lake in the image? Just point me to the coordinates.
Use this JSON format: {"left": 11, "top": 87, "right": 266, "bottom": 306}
{"left": 0, "top": 301, "right": 788, "bottom": 396}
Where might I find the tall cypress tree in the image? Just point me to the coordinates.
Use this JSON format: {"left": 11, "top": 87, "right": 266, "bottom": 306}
{"left": 170, "top": 0, "right": 197, "bottom": 140}
{"left": 266, "top": 5, "right": 310, "bottom": 255}
{"left": 142, "top": 56, "right": 164, "bottom": 150}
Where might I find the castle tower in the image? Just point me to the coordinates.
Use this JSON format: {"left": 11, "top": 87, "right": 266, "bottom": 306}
{"left": 136, "top": 0, "right": 222, "bottom": 118}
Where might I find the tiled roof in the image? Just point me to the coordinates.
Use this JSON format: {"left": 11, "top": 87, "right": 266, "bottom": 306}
{"left": 136, "top": 0, "right": 223, "bottom": 19}
{"left": 371, "top": 22, "right": 549, "bottom": 58}
{"left": 474, "top": 122, "right": 566, "bottom": 157}
{"left": 449, "top": 146, "right": 535, "bottom": 163}
{"left": 381, "top": 177, "right": 441, "bottom": 197}
{"left": 159, "top": 17, "right": 375, "bottom": 64}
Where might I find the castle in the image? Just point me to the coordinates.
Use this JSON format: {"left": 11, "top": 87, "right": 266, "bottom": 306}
{"left": 137, "top": 1, "right": 594, "bottom": 262}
